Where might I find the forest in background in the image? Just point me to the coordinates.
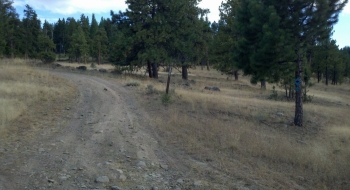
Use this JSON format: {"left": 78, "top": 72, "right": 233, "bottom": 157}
{"left": 1, "top": 0, "right": 350, "bottom": 126}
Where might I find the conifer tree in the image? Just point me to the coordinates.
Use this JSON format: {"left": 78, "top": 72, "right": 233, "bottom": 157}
{"left": 234, "top": 0, "right": 347, "bottom": 126}
{"left": 68, "top": 26, "right": 88, "bottom": 63}
{"left": 22, "top": 4, "right": 41, "bottom": 60}
{"left": 92, "top": 28, "right": 108, "bottom": 65}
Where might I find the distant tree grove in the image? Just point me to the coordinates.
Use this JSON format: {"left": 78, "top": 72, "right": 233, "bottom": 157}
{"left": 0, "top": 0, "right": 349, "bottom": 126}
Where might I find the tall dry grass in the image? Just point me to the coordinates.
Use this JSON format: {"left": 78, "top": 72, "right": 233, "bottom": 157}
{"left": 0, "top": 59, "right": 77, "bottom": 140}
{"left": 132, "top": 68, "right": 350, "bottom": 189}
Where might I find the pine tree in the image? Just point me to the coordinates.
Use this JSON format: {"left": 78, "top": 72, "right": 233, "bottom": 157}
{"left": 125, "top": 0, "right": 173, "bottom": 78}
{"left": 212, "top": 0, "right": 240, "bottom": 80}
{"left": 92, "top": 28, "right": 108, "bottom": 65}
{"left": 0, "top": 0, "right": 15, "bottom": 57}
{"left": 68, "top": 26, "right": 88, "bottom": 63}
{"left": 234, "top": 0, "right": 347, "bottom": 126}
{"left": 168, "top": 0, "right": 205, "bottom": 80}
{"left": 22, "top": 4, "right": 41, "bottom": 60}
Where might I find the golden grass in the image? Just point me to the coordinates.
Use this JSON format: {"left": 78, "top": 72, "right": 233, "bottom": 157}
{"left": 129, "top": 67, "right": 350, "bottom": 189}
{"left": 0, "top": 59, "right": 77, "bottom": 141}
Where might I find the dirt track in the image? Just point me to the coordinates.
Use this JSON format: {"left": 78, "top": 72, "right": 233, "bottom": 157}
{"left": 0, "top": 71, "right": 251, "bottom": 190}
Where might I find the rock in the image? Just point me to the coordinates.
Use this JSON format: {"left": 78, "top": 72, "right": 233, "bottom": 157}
{"left": 116, "top": 169, "right": 123, "bottom": 174}
{"left": 281, "top": 124, "right": 288, "bottom": 128}
{"left": 38, "top": 148, "right": 45, "bottom": 152}
{"left": 160, "top": 163, "right": 168, "bottom": 170}
{"left": 194, "top": 180, "right": 207, "bottom": 187}
{"left": 297, "top": 176, "right": 306, "bottom": 181}
{"left": 48, "top": 179, "right": 55, "bottom": 183}
{"left": 99, "top": 68, "right": 107, "bottom": 73}
{"left": 211, "top": 86, "right": 220, "bottom": 91}
{"left": 276, "top": 112, "right": 284, "bottom": 116}
{"left": 95, "top": 176, "right": 109, "bottom": 183}
{"left": 136, "top": 185, "right": 145, "bottom": 190}
{"left": 183, "top": 83, "right": 190, "bottom": 87}
{"left": 119, "top": 174, "right": 127, "bottom": 181}
{"left": 111, "top": 186, "right": 122, "bottom": 190}
{"left": 174, "top": 187, "right": 181, "bottom": 190}
{"left": 104, "top": 88, "right": 108, "bottom": 91}
{"left": 58, "top": 174, "right": 71, "bottom": 180}
{"left": 137, "top": 161, "right": 146, "bottom": 167}
{"left": 151, "top": 187, "right": 158, "bottom": 190}
{"left": 204, "top": 86, "right": 220, "bottom": 91}
{"left": 76, "top": 66, "right": 87, "bottom": 70}
{"left": 176, "top": 178, "right": 184, "bottom": 184}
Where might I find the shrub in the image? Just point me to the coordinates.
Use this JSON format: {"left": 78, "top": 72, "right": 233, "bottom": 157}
{"left": 40, "top": 52, "right": 56, "bottom": 64}
{"left": 126, "top": 81, "right": 140, "bottom": 87}
{"left": 161, "top": 93, "right": 171, "bottom": 105}
{"left": 146, "top": 84, "right": 157, "bottom": 94}
{"left": 268, "top": 86, "right": 278, "bottom": 100}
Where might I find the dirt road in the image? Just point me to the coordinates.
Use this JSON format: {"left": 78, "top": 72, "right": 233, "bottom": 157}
{"left": 0, "top": 71, "right": 249, "bottom": 190}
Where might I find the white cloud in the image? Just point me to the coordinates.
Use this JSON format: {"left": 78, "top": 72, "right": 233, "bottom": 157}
{"left": 198, "top": 0, "right": 223, "bottom": 22}
{"left": 13, "top": 0, "right": 127, "bottom": 15}
{"left": 342, "top": 2, "right": 350, "bottom": 14}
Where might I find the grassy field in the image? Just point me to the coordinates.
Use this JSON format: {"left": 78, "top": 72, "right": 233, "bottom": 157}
{"left": 0, "top": 59, "right": 77, "bottom": 142}
{"left": 2, "top": 60, "right": 349, "bottom": 189}
{"left": 120, "top": 67, "right": 350, "bottom": 189}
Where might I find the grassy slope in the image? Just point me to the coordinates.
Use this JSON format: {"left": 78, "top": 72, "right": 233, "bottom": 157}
{"left": 0, "top": 59, "right": 77, "bottom": 142}
{"left": 126, "top": 67, "right": 350, "bottom": 189}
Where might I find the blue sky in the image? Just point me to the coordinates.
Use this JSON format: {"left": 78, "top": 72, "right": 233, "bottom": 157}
{"left": 13, "top": 0, "right": 350, "bottom": 48}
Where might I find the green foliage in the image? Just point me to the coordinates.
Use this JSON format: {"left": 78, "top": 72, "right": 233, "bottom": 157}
{"left": 161, "top": 93, "right": 171, "bottom": 105}
{"left": 40, "top": 51, "right": 56, "bottom": 64}
{"left": 68, "top": 26, "right": 88, "bottom": 62}
{"left": 146, "top": 85, "right": 158, "bottom": 94}
{"left": 90, "top": 62, "right": 96, "bottom": 68}
{"left": 268, "top": 86, "right": 278, "bottom": 101}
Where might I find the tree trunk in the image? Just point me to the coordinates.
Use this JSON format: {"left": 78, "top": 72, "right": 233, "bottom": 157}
{"left": 151, "top": 62, "right": 158, "bottom": 79}
{"left": 261, "top": 80, "right": 266, "bottom": 90}
{"left": 206, "top": 51, "right": 210, "bottom": 71}
{"left": 166, "top": 67, "right": 172, "bottom": 94}
{"left": 10, "top": 39, "right": 14, "bottom": 59}
{"left": 147, "top": 61, "right": 153, "bottom": 78}
{"left": 285, "top": 85, "right": 288, "bottom": 98}
{"left": 294, "top": 53, "right": 303, "bottom": 127}
{"left": 234, "top": 70, "right": 238, "bottom": 80}
{"left": 333, "top": 65, "right": 336, "bottom": 85}
{"left": 289, "top": 85, "right": 292, "bottom": 99}
{"left": 326, "top": 64, "right": 328, "bottom": 85}
{"left": 98, "top": 49, "right": 101, "bottom": 65}
{"left": 182, "top": 63, "right": 188, "bottom": 80}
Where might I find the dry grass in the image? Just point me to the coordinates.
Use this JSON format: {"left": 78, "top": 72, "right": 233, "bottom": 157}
{"left": 0, "top": 59, "right": 77, "bottom": 141}
{"left": 128, "top": 67, "right": 350, "bottom": 189}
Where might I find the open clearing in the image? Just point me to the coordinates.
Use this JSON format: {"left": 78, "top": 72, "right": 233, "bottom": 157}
{"left": 0, "top": 60, "right": 350, "bottom": 189}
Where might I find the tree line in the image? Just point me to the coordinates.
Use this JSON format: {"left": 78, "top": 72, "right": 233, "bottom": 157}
{"left": 1, "top": 0, "right": 349, "bottom": 126}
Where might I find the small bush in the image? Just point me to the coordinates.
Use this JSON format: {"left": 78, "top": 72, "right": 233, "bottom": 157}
{"left": 268, "top": 86, "right": 278, "bottom": 100}
{"left": 161, "top": 93, "right": 171, "bottom": 105}
{"left": 146, "top": 84, "right": 158, "bottom": 94}
{"left": 40, "top": 52, "right": 56, "bottom": 64}
{"left": 126, "top": 81, "right": 140, "bottom": 87}
{"left": 90, "top": 62, "right": 96, "bottom": 68}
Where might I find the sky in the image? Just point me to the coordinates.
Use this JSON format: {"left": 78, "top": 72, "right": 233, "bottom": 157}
{"left": 12, "top": 0, "right": 350, "bottom": 48}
